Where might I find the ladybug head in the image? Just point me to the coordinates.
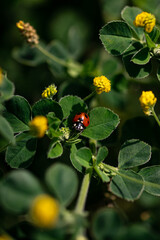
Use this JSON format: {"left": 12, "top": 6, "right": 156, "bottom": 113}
{"left": 73, "top": 122, "right": 85, "bottom": 131}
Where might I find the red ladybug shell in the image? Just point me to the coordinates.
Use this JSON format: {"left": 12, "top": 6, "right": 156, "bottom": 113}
{"left": 73, "top": 112, "right": 90, "bottom": 131}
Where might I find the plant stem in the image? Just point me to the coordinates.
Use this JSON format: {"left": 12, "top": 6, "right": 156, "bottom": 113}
{"left": 102, "top": 163, "right": 118, "bottom": 173}
{"left": 36, "top": 44, "right": 83, "bottom": 77}
{"left": 36, "top": 44, "right": 68, "bottom": 66}
{"left": 75, "top": 169, "right": 92, "bottom": 214}
{"left": 152, "top": 108, "right": 160, "bottom": 127}
{"left": 103, "top": 163, "right": 160, "bottom": 189}
{"left": 83, "top": 90, "right": 96, "bottom": 102}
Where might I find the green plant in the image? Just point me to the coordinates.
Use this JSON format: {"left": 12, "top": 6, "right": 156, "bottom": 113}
{"left": 0, "top": 5, "right": 160, "bottom": 240}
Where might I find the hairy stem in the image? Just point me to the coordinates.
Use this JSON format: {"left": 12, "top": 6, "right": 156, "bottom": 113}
{"left": 36, "top": 44, "right": 68, "bottom": 66}
{"left": 152, "top": 108, "right": 160, "bottom": 127}
{"left": 75, "top": 168, "right": 92, "bottom": 214}
{"left": 36, "top": 44, "right": 83, "bottom": 76}
{"left": 83, "top": 90, "right": 96, "bottom": 102}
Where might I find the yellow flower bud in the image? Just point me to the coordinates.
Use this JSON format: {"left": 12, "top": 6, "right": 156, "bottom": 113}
{"left": 93, "top": 75, "right": 111, "bottom": 94}
{"left": 139, "top": 91, "right": 157, "bottom": 115}
{"left": 0, "top": 68, "right": 3, "bottom": 86}
{"left": 134, "top": 12, "right": 156, "bottom": 33}
{"left": 29, "top": 116, "right": 48, "bottom": 138}
{"left": 60, "top": 127, "right": 70, "bottom": 140}
{"left": 29, "top": 194, "right": 59, "bottom": 228}
{"left": 0, "top": 234, "right": 12, "bottom": 240}
{"left": 16, "top": 20, "right": 25, "bottom": 30}
{"left": 41, "top": 84, "right": 57, "bottom": 99}
{"left": 16, "top": 20, "right": 39, "bottom": 45}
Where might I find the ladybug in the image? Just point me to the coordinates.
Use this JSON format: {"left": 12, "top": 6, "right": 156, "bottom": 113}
{"left": 73, "top": 112, "right": 90, "bottom": 131}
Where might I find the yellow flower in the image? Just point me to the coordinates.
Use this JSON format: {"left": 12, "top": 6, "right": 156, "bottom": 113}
{"left": 42, "top": 84, "right": 57, "bottom": 99}
{"left": 29, "top": 194, "right": 59, "bottom": 228}
{"left": 60, "top": 127, "right": 70, "bottom": 140}
{"left": 76, "top": 236, "right": 89, "bottom": 240}
{"left": 139, "top": 91, "right": 157, "bottom": 115}
{"left": 0, "top": 68, "right": 3, "bottom": 86}
{"left": 16, "top": 20, "right": 24, "bottom": 30}
{"left": 0, "top": 234, "right": 12, "bottom": 240}
{"left": 29, "top": 116, "right": 48, "bottom": 138}
{"left": 16, "top": 20, "right": 39, "bottom": 45}
{"left": 93, "top": 75, "right": 111, "bottom": 94}
{"left": 134, "top": 12, "right": 156, "bottom": 33}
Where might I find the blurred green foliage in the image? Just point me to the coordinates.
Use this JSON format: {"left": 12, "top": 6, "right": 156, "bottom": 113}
{"left": 1, "top": 0, "right": 160, "bottom": 239}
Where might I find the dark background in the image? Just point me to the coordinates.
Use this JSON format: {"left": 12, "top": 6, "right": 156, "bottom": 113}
{"left": 1, "top": 0, "right": 160, "bottom": 238}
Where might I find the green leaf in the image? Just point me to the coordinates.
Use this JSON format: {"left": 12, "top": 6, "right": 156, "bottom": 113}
{"left": 82, "top": 107, "right": 120, "bottom": 140}
{"left": 92, "top": 208, "right": 123, "bottom": 240}
{"left": 110, "top": 170, "right": 144, "bottom": 201}
{"left": 0, "top": 74, "right": 15, "bottom": 102}
{"left": 32, "top": 99, "right": 63, "bottom": 120}
{"left": 59, "top": 95, "right": 88, "bottom": 127}
{"left": 70, "top": 144, "right": 83, "bottom": 173}
{"left": 12, "top": 44, "right": 45, "bottom": 67}
{"left": 145, "top": 33, "right": 156, "bottom": 48}
{"left": 149, "top": 26, "right": 160, "bottom": 43}
{"left": 96, "top": 146, "right": 108, "bottom": 165}
{"left": 100, "top": 21, "right": 133, "bottom": 56}
{"left": 5, "top": 95, "right": 31, "bottom": 126}
{"left": 5, "top": 132, "right": 37, "bottom": 168}
{"left": 123, "top": 42, "right": 152, "bottom": 78}
{"left": 118, "top": 139, "right": 151, "bottom": 169}
{"left": 121, "top": 6, "right": 144, "bottom": 40}
{"left": 48, "top": 141, "right": 63, "bottom": 159}
{"left": 3, "top": 112, "right": 30, "bottom": 133}
{"left": 0, "top": 103, "right": 4, "bottom": 113}
{"left": 139, "top": 166, "right": 160, "bottom": 196}
{"left": 0, "top": 115, "right": 15, "bottom": 145}
{"left": 46, "top": 113, "right": 62, "bottom": 139}
{"left": 47, "top": 112, "right": 61, "bottom": 129}
{"left": 45, "top": 163, "right": 78, "bottom": 206}
{"left": 75, "top": 147, "right": 93, "bottom": 168}
{"left": 117, "top": 224, "right": 158, "bottom": 240}
{"left": 0, "top": 170, "right": 43, "bottom": 214}
{"left": 49, "top": 10, "right": 90, "bottom": 59}
{"left": 47, "top": 128, "right": 63, "bottom": 139}
{"left": 131, "top": 47, "right": 150, "bottom": 65}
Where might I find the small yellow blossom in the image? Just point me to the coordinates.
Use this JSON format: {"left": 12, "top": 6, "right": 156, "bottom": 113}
{"left": 16, "top": 20, "right": 24, "bottom": 30}
{"left": 0, "top": 234, "right": 12, "bottom": 240}
{"left": 16, "top": 20, "right": 39, "bottom": 45}
{"left": 29, "top": 116, "right": 48, "bottom": 138}
{"left": 76, "top": 236, "right": 89, "bottom": 240}
{"left": 0, "top": 68, "right": 4, "bottom": 86}
{"left": 42, "top": 84, "right": 57, "bottom": 99}
{"left": 29, "top": 194, "right": 59, "bottom": 228}
{"left": 139, "top": 91, "right": 157, "bottom": 115}
{"left": 60, "top": 127, "right": 70, "bottom": 140}
{"left": 134, "top": 12, "right": 156, "bottom": 33}
{"left": 93, "top": 75, "right": 111, "bottom": 94}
